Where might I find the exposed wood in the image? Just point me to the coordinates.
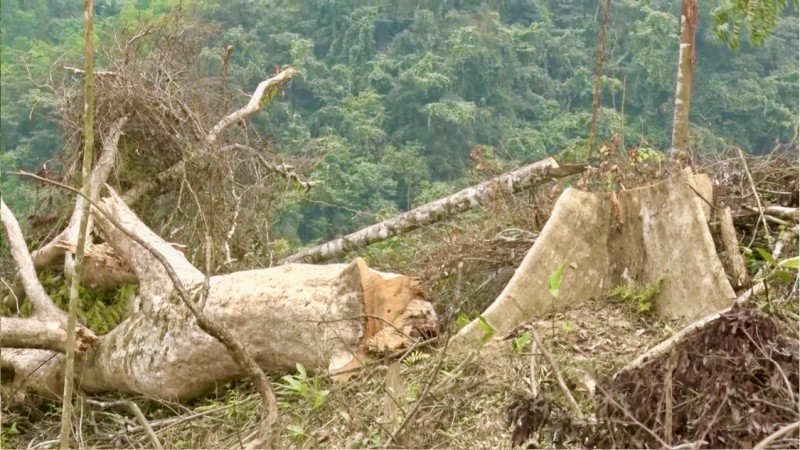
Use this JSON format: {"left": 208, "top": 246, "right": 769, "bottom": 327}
{"left": 452, "top": 169, "right": 734, "bottom": 347}
{"left": 30, "top": 117, "right": 128, "bottom": 272}
{"left": 718, "top": 206, "right": 749, "bottom": 289}
{"left": 621, "top": 225, "right": 797, "bottom": 373}
{"left": 0, "top": 318, "right": 96, "bottom": 355}
{"left": 2, "top": 181, "right": 436, "bottom": 409}
{"left": 281, "top": 158, "right": 587, "bottom": 264}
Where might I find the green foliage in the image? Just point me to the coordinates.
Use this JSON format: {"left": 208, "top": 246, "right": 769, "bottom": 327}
{"left": 402, "top": 349, "right": 431, "bottom": 366}
{"left": 712, "top": 0, "right": 799, "bottom": 50}
{"left": 276, "top": 363, "right": 331, "bottom": 412}
{"left": 609, "top": 279, "right": 663, "bottom": 315}
{"left": 477, "top": 315, "right": 495, "bottom": 346}
{"left": 511, "top": 331, "right": 532, "bottom": 353}
{"left": 548, "top": 263, "right": 567, "bottom": 300}
{"left": 1, "top": 0, "right": 797, "bottom": 248}
{"left": 39, "top": 271, "right": 134, "bottom": 334}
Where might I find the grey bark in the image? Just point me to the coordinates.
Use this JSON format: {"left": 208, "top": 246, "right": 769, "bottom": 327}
{"left": 282, "top": 157, "right": 586, "bottom": 264}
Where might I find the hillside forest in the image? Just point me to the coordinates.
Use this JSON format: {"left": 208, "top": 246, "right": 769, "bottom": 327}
{"left": 2, "top": 0, "right": 798, "bottom": 246}
{"left": 0, "top": 0, "right": 799, "bottom": 449}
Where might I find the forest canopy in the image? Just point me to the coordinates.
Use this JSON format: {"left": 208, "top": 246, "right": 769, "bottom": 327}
{"left": 1, "top": 0, "right": 798, "bottom": 246}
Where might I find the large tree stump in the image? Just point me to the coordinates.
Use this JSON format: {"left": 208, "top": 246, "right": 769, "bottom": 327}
{"left": 453, "top": 169, "right": 735, "bottom": 346}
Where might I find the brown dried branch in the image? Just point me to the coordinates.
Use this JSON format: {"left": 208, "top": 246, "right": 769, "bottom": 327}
{"left": 221, "top": 143, "right": 319, "bottom": 191}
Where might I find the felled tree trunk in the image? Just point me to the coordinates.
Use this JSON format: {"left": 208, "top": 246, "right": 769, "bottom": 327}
{"left": 281, "top": 157, "right": 586, "bottom": 264}
{"left": 1, "top": 192, "right": 437, "bottom": 402}
{"left": 453, "top": 169, "right": 735, "bottom": 346}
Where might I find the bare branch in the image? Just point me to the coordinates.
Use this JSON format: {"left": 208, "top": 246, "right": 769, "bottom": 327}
{"left": 31, "top": 116, "right": 129, "bottom": 271}
{"left": 206, "top": 68, "right": 297, "bottom": 146}
{"left": 1, "top": 200, "right": 65, "bottom": 321}
{"left": 120, "top": 68, "right": 298, "bottom": 204}
{"left": 221, "top": 143, "right": 319, "bottom": 191}
{"left": 0, "top": 318, "right": 96, "bottom": 355}
{"left": 14, "top": 170, "right": 278, "bottom": 443}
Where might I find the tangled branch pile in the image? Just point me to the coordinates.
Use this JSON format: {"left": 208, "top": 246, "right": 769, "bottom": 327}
{"left": 592, "top": 304, "right": 799, "bottom": 449}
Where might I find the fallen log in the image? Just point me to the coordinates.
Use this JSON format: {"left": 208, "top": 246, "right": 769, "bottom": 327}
{"left": 452, "top": 169, "right": 735, "bottom": 347}
{"left": 1, "top": 192, "right": 437, "bottom": 402}
{"left": 281, "top": 158, "right": 587, "bottom": 264}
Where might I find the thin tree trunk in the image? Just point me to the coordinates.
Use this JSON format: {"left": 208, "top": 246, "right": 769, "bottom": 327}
{"left": 281, "top": 158, "right": 586, "bottom": 264}
{"left": 588, "top": 0, "right": 612, "bottom": 159}
{"left": 670, "top": 0, "right": 698, "bottom": 164}
{"left": 61, "top": 1, "right": 94, "bottom": 446}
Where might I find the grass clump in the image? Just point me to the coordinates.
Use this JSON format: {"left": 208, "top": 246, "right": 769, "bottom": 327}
{"left": 608, "top": 278, "right": 662, "bottom": 315}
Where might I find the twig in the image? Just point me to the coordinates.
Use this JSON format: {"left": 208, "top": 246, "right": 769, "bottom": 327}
{"left": 596, "top": 383, "right": 671, "bottom": 448}
{"left": 221, "top": 144, "right": 319, "bottom": 191}
{"left": 86, "top": 399, "right": 163, "bottom": 449}
{"left": 738, "top": 148, "right": 773, "bottom": 246}
{"left": 384, "top": 333, "right": 451, "bottom": 448}
{"left": 663, "top": 349, "right": 677, "bottom": 445}
{"left": 529, "top": 335, "right": 539, "bottom": 398}
{"left": 529, "top": 328, "right": 583, "bottom": 419}
{"left": 753, "top": 421, "right": 800, "bottom": 450}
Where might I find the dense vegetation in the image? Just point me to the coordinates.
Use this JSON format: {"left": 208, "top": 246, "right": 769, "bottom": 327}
{"left": 1, "top": 0, "right": 798, "bottom": 245}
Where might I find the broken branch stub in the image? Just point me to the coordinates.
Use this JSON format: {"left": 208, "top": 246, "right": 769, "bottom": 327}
{"left": 281, "top": 157, "right": 587, "bottom": 264}
{"left": 453, "top": 169, "right": 735, "bottom": 347}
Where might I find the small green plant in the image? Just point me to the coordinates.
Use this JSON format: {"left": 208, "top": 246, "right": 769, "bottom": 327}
{"left": 276, "top": 363, "right": 330, "bottom": 411}
{"left": 511, "top": 331, "right": 532, "bottom": 353}
{"left": 402, "top": 349, "right": 431, "bottom": 366}
{"left": 455, "top": 313, "right": 471, "bottom": 330}
{"left": 477, "top": 315, "right": 495, "bottom": 346}
{"left": 609, "top": 278, "right": 662, "bottom": 315}
{"left": 548, "top": 263, "right": 567, "bottom": 300}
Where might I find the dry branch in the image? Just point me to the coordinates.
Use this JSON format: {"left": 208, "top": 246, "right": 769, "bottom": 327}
{"left": 30, "top": 116, "right": 128, "bottom": 271}
{"left": 282, "top": 157, "right": 587, "bottom": 264}
{"left": 718, "top": 206, "right": 748, "bottom": 289}
{"left": 206, "top": 68, "right": 297, "bottom": 145}
{"left": 1, "top": 200, "right": 66, "bottom": 321}
{"left": 120, "top": 68, "right": 298, "bottom": 205}
{"left": 221, "top": 143, "right": 319, "bottom": 191}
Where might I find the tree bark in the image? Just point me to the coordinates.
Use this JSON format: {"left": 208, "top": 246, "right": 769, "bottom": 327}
{"left": 452, "top": 169, "right": 734, "bottom": 348}
{"left": 281, "top": 158, "right": 586, "bottom": 264}
{"left": 669, "top": 0, "right": 698, "bottom": 164}
{"left": 1, "top": 192, "right": 437, "bottom": 402}
{"left": 62, "top": 2, "right": 96, "bottom": 444}
{"left": 718, "top": 206, "right": 749, "bottom": 289}
{"left": 588, "top": 0, "right": 612, "bottom": 158}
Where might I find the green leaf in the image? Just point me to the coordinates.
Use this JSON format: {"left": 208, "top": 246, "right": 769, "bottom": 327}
{"left": 455, "top": 313, "right": 471, "bottom": 329}
{"left": 777, "top": 256, "right": 799, "bottom": 270}
{"left": 773, "top": 270, "right": 796, "bottom": 283}
{"left": 755, "top": 248, "right": 776, "bottom": 266}
{"left": 477, "top": 316, "right": 495, "bottom": 345}
{"left": 512, "top": 331, "right": 532, "bottom": 352}
{"left": 296, "top": 362, "right": 307, "bottom": 379}
{"left": 549, "top": 263, "right": 567, "bottom": 299}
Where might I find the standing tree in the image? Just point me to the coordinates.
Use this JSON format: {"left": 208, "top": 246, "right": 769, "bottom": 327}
{"left": 60, "top": 0, "right": 95, "bottom": 447}
{"left": 669, "top": 0, "right": 698, "bottom": 165}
